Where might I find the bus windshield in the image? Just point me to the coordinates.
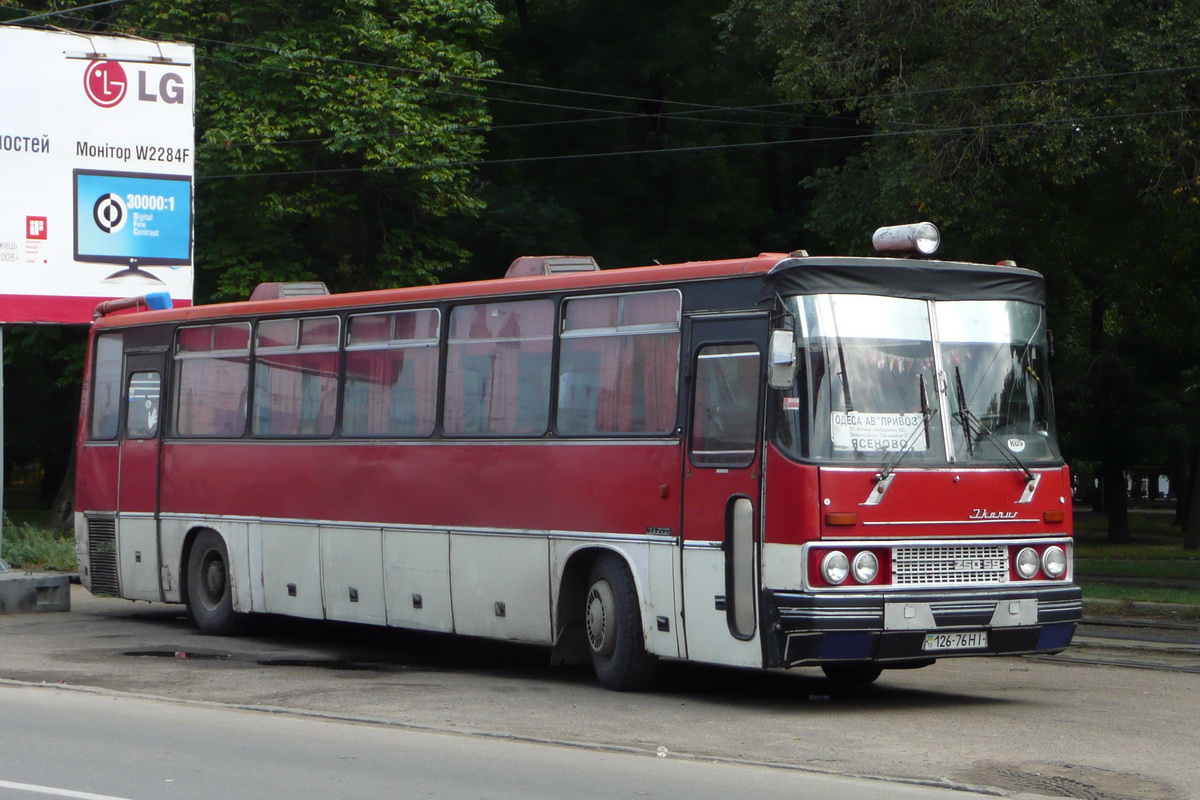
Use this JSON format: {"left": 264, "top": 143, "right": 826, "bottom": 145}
{"left": 773, "top": 294, "right": 1061, "bottom": 466}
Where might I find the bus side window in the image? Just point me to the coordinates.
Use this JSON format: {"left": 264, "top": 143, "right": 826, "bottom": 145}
{"left": 174, "top": 323, "right": 251, "bottom": 438}
{"left": 445, "top": 299, "right": 554, "bottom": 436}
{"left": 125, "top": 371, "right": 161, "bottom": 439}
{"left": 691, "top": 344, "right": 761, "bottom": 467}
{"left": 90, "top": 333, "right": 123, "bottom": 440}
{"left": 557, "top": 290, "right": 681, "bottom": 436}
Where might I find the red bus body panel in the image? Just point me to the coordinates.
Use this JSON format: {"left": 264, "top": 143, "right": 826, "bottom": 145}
{"left": 157, "top": 441, "right": 683, "bottom": 535}
{"left": 816, "top": 465, "right": 1071, "bottom": 540}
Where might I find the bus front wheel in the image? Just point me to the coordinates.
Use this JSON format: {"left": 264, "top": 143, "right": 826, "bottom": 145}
{"left": 584, "top": 554, "right": 656, "bottom": 691}
{"left": 185, "top": 530, "right": 246, "bottom": 635}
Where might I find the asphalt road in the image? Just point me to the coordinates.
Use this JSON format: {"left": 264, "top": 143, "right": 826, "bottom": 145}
{"left": 0, "top": 586, "right": 1196, "bottom": 800}
{"left": 0, "top": 684, "right": 1004, "bottom": 800}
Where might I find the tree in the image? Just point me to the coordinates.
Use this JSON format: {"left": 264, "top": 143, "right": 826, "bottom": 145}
{"left": 458, "top": 0, "right": 816, "bottom": 279}
{"left": 4, "top": 0, "right": 503, "bottom": 300}
{"left": 724, "top": 0, "right": 1200, "bottom": 543}
{"left": 0, "top": 0, "right": 501, "bottom": 515}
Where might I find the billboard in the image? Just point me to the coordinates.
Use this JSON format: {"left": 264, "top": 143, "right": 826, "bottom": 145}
{"left": 0, "top": 26, "right": 195, "bottom": 323}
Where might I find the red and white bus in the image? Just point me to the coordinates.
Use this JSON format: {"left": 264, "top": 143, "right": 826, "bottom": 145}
{"left": 74, "top": 224, "right": 1082, "bottom": 690}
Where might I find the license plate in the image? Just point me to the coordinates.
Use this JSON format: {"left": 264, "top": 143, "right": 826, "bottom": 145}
{"left": 923, "top": 631, "right": 988, "bottom": 652}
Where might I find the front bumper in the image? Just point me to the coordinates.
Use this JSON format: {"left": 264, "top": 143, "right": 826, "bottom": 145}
{"left": 763, "top": 584, "right": 1083, "bottom": 668}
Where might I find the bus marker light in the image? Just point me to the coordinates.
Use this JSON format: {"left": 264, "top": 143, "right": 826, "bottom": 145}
{"left": 825, "top": 512, "right": 857, "bottom": 526}
{"left": 1043, "top": 510, "right": 1066, "bottom": 523}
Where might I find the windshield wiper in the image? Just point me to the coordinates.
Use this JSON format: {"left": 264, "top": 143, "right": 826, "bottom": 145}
{"left": 954, "top": 366, "right": 974, "bottom": 457}
{"left": 876, "top": 374, "right": 937, "bottom": 482}
{"left": 835, "top": 338, "right": 854, "bottom": 412}
{"left": 952, "top": 367, "right": 1035, "bottom": 482}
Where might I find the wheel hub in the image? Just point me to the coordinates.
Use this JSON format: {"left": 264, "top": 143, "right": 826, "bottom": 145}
{"left": 200, "top": 553, "right": 226, "bottom": 607}
{"left": 586, "top": 580, "right": 616, "bottom": 657}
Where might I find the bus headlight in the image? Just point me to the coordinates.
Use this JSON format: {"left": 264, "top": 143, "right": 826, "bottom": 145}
{"left": 821, "top": 551, "right": 850, "bottom": 585}
{"left": 1042, "top": 546, "right": 1068, "bottom": 579}
{"left": 1015, "top": 547, "right": 1040, "bottom": 580}
{"left": 852, "top": 551, "right": 879, "bottom": 584}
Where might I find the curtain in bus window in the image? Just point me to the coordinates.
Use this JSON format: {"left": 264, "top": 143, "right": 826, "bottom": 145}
{"left": 253, "top": 351, "right": 338, "bottom": 437}
{"left": 343, "top": 310, "right": 439, "bottom": 437}
{"left": 558, "top": 295, "right": 616, "bottom": 434}
{"left": 593, "top": 334, "right": 679, "bottom": 432}
{"left": 559, "top": 290, "right": 679, "bottom": 436}
{"left": 344, "top": 348, "right": 438, "bottom": 436}
{"left": 174, "top": 323, "right": 250, "bottom": 437}
{"left": 445, "top": 299, "right": 553, "bottom": 436}
{"left": 253, "top": 352, "right": 338, "bottom": 436}
{"left": 252, "top": 318, "right": 338, "bottom": 437}
{"left": 176, "top": 357, "right": 250, "bottom": 436}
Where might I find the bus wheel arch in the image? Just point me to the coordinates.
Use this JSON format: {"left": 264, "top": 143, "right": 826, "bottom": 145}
{"left": 552, "top": 548, "right": 656, "bottom": 690}
{"left": 182, "top": 527, "right": 247, "bottom": 636}
{"left": 581, "top": 551, "right": 656, "bottom": 690}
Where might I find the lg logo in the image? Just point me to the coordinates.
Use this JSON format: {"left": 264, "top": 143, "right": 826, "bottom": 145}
{"left": 84, "top": 60, "right": 126, "bottom": 107}
{"left": 84, "top": 60, "right": 186, "bottom": 108}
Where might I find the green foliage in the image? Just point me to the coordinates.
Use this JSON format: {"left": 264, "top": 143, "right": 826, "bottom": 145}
{"left": 724, "top": 0, "right": 1200, "bottom": 254}
{"left": 724, "top": 0, "right": 1200, "bottom": 536}
{"left": 1076, "top": 558, "right": 1198, "bottom": 581}
{"left": 1, "top": 517, "right": 76, "bottom": 572}
{"left": 463, "top": 0, "right": 811, "bottom": 278}
{"left": 1078, "top": 583, "right": 1200, "bottom": 610}
{"left": 21, "top": 0, "right": 502, "bottom": 299}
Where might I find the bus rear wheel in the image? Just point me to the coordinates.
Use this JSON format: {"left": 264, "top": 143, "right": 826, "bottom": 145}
{"left": 585, "top": 554, "right": 655, "bottom": 691}
{"left": 185, "top": 530, "right": 246, "bottom": 635}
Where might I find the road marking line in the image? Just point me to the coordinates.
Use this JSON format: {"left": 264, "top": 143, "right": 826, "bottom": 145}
{"left": 0, "top": 780, "right": 136, "bottom": 800}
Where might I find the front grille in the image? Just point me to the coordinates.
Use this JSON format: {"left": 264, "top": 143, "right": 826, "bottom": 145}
{"left": 87, "top": 517, "right": 120, "bottom": 597}
{"left": 893, "top": 544, "right": 1008, "bottom": 587}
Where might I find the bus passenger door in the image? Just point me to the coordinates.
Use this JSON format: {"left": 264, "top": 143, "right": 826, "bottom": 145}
{"left": 681, "top": 316, "right": 766, "bottom": 667}
{"left": 117, "top": 351, "right": 166, "bottom": 601}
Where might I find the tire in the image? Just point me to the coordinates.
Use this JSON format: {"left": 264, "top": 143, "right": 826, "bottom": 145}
{"left": 821, "top": 663, "right": 883, "bottom": 685}
{"left": 585, "top": 553, "right": 656, "bottom": 691}
{"left": 185, "top": 530, "right": 247, "bottom": 635}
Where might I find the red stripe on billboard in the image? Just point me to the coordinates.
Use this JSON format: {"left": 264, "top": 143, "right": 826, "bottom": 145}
{"left": 0, "top": 294, "right": 192, "bottom": 325}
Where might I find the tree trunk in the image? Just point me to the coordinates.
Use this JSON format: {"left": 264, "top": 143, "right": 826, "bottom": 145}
{"left": 1183, "top": 446, "right": 1200, "bottom": 551}
{"left": 1103, "top": 459, "right": 1130, "bottom": 543}
{"left": 48, "top": 447, "right": 75, "bottom": 532}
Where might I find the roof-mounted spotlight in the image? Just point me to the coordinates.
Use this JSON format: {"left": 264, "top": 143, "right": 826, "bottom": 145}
{"left": 872, "top": 222, "right": 940, "bottom": 256}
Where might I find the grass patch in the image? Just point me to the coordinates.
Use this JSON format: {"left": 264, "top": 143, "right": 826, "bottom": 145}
{"left": 1080, "top": 582, "right": 1200, "bottom": 607}
{"left": 1075, "top": 558, "right": 1199, "bottom": 580}
{"left": 1074, "top": 539, "right": 1198, "bottom": 560}
{"left": 1, "top": 517, "right": 76, "bottom": 572}
{"left": 1074, "top": 510, "right": 1182, "bottom": 537}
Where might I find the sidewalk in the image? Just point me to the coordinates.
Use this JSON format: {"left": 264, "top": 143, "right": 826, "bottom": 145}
{"left": 1083, "top": 597, "right": 1200, "bottom": 623}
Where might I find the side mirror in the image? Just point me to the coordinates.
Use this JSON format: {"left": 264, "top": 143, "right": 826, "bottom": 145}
{"left": 768, "top": 329, "right": 797, "bottom": 389}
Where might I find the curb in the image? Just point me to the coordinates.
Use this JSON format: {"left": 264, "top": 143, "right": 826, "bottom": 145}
{"left": 0, "top": 570, "right": 71, "bottom": 614}
{"left": 1083, "top": 597, "right": 1200, "bottom": 622}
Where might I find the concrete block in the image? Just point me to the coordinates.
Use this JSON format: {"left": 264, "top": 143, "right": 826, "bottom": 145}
{"left": 0, "top": 571, "right": 71, "bottom": 614}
